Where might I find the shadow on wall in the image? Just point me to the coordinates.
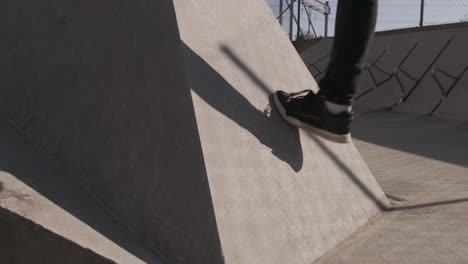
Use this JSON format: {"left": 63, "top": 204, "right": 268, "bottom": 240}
{"left": 220, "top": 45, "right": 273, "bottom": 96}
{"left": 307, "top": 134, "right": 390, "bottom": 211}
{"left": 0, "top": 118, "right": 224, "bottom": 264}
{"left": 3, "top": 0, "right": 226, "bottom": 262}
{"left": 0, "top": 122, "right": 166, "bottom": 263}
{"left": 181, "top": 42, "right": 304, "bottom": 172}
{"left": 181, "top": 41, "right": 468, "bottom": 212}
{"left": 0, "top": 206, "right": 114, "bottom": 264}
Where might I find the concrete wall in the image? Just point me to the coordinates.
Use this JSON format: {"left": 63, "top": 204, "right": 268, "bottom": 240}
{"left": 300, "top": 23, "right": 468, "bottom": 121}
{"left": 0, "top": 207, "right": 112, "bottom": 264}
{"left": 3, "top": 0, "right": 388, "bottom": 263}
{"left": 2, "top": 1, "right": 222, "bottom": 263}
{"left": 174, "top": 0, "right": 387, "bottom": 263}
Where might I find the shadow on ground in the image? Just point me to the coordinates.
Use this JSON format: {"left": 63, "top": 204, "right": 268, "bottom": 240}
{"left": 304, "top": 127, "right": 468, "bottom": 211}
{"left": 353, "top": 110, "right": 468, "bottom": 169}
{"left": 351, "top": 110, "right": 468, "bottom": 210}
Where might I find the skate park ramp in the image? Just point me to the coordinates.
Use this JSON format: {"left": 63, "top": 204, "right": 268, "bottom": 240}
{"left": 301, "top": 22, "right": 468, "bottom": 121}
{"left": 2, "top": 0, "right": 388, "bottom": 263}
{"left": 300, "top": 23, "right": 468, "bottom": 264}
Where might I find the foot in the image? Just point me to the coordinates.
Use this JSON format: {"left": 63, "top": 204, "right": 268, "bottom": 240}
{"left": 273, "top": 90, "right": 353, "bottom": 143}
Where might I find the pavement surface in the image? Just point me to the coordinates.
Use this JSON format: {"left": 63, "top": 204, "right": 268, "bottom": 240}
{"left": 315, "top": 110, "right": 468, "bottom": 263}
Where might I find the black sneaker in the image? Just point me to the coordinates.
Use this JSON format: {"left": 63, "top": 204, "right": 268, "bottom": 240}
{"left": 273, "top": 90, "right": 353, "bottom": 143}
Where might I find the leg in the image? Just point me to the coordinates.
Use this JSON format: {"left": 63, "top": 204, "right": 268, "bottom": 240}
{"left": 273, "top": 0, "right": 378, "bottom": 143}
{"left": 319, "top": 0, "right": 379, "bottom": 105}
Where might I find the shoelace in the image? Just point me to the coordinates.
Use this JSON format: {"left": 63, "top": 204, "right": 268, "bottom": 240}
{"left": 285, "top": 89, "right": 313, "bottom": 103}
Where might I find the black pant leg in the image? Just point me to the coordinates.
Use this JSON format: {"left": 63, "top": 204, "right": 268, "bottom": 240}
{"left": 319, "top": 0, "right": 378, "bottom": 105}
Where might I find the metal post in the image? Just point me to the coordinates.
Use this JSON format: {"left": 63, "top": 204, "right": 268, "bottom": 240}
{"left": 302, "top": 1, "right": 317, "bottom": 37}
{"left": 279, "top": 0, "right": 284, "bottom": 25}
{"left": 297, "top": 0, "right": 301, "bottom": 39}
{"left": 289, "top": 0, "right": 294, "bottom": 40}
{"left": 420, "top": 0, "right": 425, "bottom": 27}
{"left": 324, "top": 1, "right": 330, "bottom": 37}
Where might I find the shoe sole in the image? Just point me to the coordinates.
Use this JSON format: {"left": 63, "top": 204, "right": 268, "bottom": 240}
{"left": 273, "top": 93, "right": 351, "bottom": 144}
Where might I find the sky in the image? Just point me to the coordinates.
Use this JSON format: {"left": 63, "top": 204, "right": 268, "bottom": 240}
{"left": 267, "top": 0, "right": 468, "bottom": 38}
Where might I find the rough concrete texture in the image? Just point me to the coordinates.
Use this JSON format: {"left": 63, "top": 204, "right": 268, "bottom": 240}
{"left": 0, "top": 206, "right": 113, "bottom": 264}
{"left": 0, "top": 121, "right": 165, "bottom": 263}
{"left": 300, "top": 23, "right": 468, "bottom": 120}
{"left": 300, "top": 38, "right": 333, "bottom": 78}
{"left": 2, "top": 0, "right": 388, "bottom": 263}
{"left": 174, "top": 0, "right": 388, "bottom": 263}
{"left": 3, "top": 0, "right": 219, "bottom": 263}
{"left": 314, "top": 111, "right": 468, "bottom": 263}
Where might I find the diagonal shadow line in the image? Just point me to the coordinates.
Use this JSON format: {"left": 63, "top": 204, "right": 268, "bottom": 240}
{"left": 0, "top": 121, "right": 170, "bottom": 263}
{"left": 182, "top": 43, "right": 303, "bottom": 172}
{"left": 0, "top": 206, "right": 115, "bottom": 263}
{"left": 396, "top": 197, "right": 468, "bottom": 211}
{"left": 309, "top": 133, "right": 468, "bottom": 212}
{"left": 217, "top": 45, "right": 468, "bottom": 211}
{"left": 307, "top": 134, "right": 391, "bottom": 211}
{"left": 221, "top": 41, "right": 466, "bottom": 213}
{"left": 220, "top": 45, "right": 273, "bottom": 95}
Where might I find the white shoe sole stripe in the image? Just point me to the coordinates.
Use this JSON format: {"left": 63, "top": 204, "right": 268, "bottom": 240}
{"left": 273, "top": 93, "right": 351, "bottom": 144}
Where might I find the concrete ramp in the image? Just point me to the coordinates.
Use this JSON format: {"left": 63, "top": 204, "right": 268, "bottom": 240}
{"left": 2, "top": 0, "right": 387, "bottom": 263}
{"left": 174, "top": 1, "right": 387, "bottom": 263}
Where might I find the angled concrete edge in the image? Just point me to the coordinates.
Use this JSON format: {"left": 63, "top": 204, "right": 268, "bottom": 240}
{"left": 2, "top": 0, "right": 388, "bottom": 263}
{"left": 0, "top": 121, "right": 166, "bottom": 263}
{"left": 0, "top": 206, "right": 113, "bottom": 264}
{"left": 174, "top": 0, "right": 389, "bottom": 263}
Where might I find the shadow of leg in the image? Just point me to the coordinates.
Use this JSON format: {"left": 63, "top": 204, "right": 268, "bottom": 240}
{"left": 181, "top": 43, "right": 304, "bottom": 172}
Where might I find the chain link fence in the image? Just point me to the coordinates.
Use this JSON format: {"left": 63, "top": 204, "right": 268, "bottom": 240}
{"left": 267, "top": 0, "right": 330, "bottom": 40}
{"left": 266, "top": 0, "right": 468, "bottom": 40}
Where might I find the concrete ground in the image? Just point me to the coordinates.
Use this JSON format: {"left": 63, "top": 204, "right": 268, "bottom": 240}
{"left": 315, "top": 110, "right": 468, "bottom": 263}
